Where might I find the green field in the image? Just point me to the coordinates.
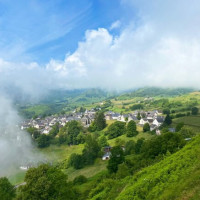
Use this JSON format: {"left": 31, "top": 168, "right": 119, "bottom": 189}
{"left": 66, "top": 159, "right": 108, "bottom": 181}
{"left": 108, "top": 129, "right": 152, "bottom": 146}
{"left": 173, "top": 115, "right": 200, "bottom": 132}
{"left": 40, "top": 143, "right": 84, "bottom": 163}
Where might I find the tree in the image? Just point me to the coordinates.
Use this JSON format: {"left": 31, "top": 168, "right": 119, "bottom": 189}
{"left": 137, "top": 113, "right": 141, "bottom": 120}
{"left": 49, "top": 122, "right": 59, "bottom": 137}
{"left": 17, "top": 164, "right": 76, "bottom": 200}
{"left": 98, "top": 135, "right": 109, "bottom": 148}
{"left": 26, "top": 127, "right": 40, "bottom": 140}
{"left": 164, "top": 114, "right": 172, "bottom": 125}
{"left": 73, "top": 175, "right": 87, "bottom": 185}
{"left": 82, "top": 134, "right": 100, "bottom": 165}
{"left": 130, "top": 104, "right": 143, "bottom": 111}
{"left": 106, "top": 121, "right": 126, "bottom": 139}
{"left": 191, "top": 107, "right": 199, "bottom": 115}
{"left": 179, "top": 127, "right": 195, "bottom": 138}
{"left": 88, "top": 121, "right": 97, "bottom": 132}
{"left": 94, "top": 111, "right": 106, "bottom": 131}
{"left": 175, "top": 122, "right": 184, "bottom": 132}
{"left": 163, "top": 108, "right": 170, "bottom": 115}
{"left": 116, "top": 163, "right": 130, "bottom": 179}
{"left": 37, "top": 134, "right": 50, "bottom": 148}
{"left": 67, "top": 120, "right": 82, "bottom": 144}
{"left": 58, "top": 120, "right": 82, "bottom": 145}
{"left": 114, "top": 138, "right": 125, "bottom": 147}
{"left": 79, "top": 107, "right": 86, "bottom": 113}
{"left": 107, "top": 146, "right": 125, "bottom": 173}
{"left": 135, "top": 138, "right": 145, "bottom": 154}
{"left": 143, "top": 123, "right": 150, "bottom": 132}
{"left": 68, "top": 153, "right": 84, "bottom": 169}
{"left": 0, "top": 177, "right": 16, "bottom": 200}
{"left": 76, "top": 132, "right": 85, "bottom": 144}
{"left": 125, "top": 140, "right": 136, "bottom": 155}
{"left": 126, "top": 120, "right": 138, "bottom": 137}
{"left": 141, "top": 132, "right": 186, "bottom": 158}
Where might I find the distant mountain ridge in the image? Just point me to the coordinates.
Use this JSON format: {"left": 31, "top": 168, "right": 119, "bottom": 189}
{"left": 118, "top": 87, "right": 194, "bottom": 100}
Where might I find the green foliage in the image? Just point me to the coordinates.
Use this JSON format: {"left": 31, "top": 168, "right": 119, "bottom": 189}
{"left": 73, "top": 175, "right": 87, "bottom": 185}
{"left": 101, "top": 100, "right": 112, "bottom": 109}
{"left": 26, "top": 127, "right": 40, "bottom": 140}
{"left": 98, "top": 135, "right": 109, "bottom": 148}
{"left": 89, "top": 178, "right": 124, "bottom": 200}
{"left": 175, "top": 122, "right": 184, "bottom": 132}
{"left": 137, "top": 113, "right": 141, "bottom": 120}
{"left": 163, "top": 108, "right": 170, "bottom": 114}
{"left": 68, "top": 153, "right": 84, "bottom": 169}
{"left": 76, "top": 132, "right": 86, "bottom": 144}
{"left": 130, "top": 104, "right": 143, "bottom": 111}
{"left": 93, "top": 111, "right": 107, "bottom": 131}
{"left": 107, "top": 146, "right": 125, "bottom": 173}
{"left": 82, "top": 134, "right": 101, "bottom": 166}
{"left": 117, "top": 135, "right": 200, "bottom": 200}
{"left": 37, "top": 134, "right": 51, "bottom": 148}
{"left": 106, "top": 121, "right": 126, "bottom": 139}
{"left": 126, "top": 120, "right": 138, "bottom": 137}
{"left": 17, "top": 164, "right": 76, "bottom": 200}
{"left": 135, "top": 138, "right": 145, "bottom": 154}
{"left": 0, "top": 177, "right": 16, "bottom": 200}
{"left": 79, "top": 107, "right": 86, "bottom": 113}
{"left": 192, "top": 107, "right": 199, "bottom": 115}
{"left": 68, "top": 134, "right": 101, "bottom": 169}
{"left": 49, "top": 122, "right": 59, "bottom": 137}
{"left": 179, "top": 127, "right": 195, "bottom": 138}
{"left": 143, "top": 123, "right": 150, "bottom": 132}
{"left": 141, "top": 132, "right": 186, "bottom": 159}
{"left": 59, "top": 120, "right": 83, "bottom": 145}
{"left": 88, "top": 121, "right": 97, "bottom": 132}
{"left": 116, "top": 163, "right": 130, "bottom": 179}
{"left": 164, "top": 114, "right": 172, "bottom": 125}
{"left": 125, "top": 140, "right": 136, "bottom": 155}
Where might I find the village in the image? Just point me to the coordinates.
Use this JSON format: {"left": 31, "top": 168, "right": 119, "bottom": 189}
{"left": 20, "top": 108, "right": 165, "bottom": 135}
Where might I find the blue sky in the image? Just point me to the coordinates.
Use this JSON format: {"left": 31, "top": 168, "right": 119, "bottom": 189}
{"left": 1, "top": 0, "right": 200, "bottom": 93}
{"left": 0, "top": 0, "right": 136, "bottom": 63}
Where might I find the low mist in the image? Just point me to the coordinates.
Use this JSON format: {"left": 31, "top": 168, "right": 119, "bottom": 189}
{"left": 0, "top": 95, "right": 42, "bottom": 177}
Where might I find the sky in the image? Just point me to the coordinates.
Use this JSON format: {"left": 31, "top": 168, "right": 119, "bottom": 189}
{"left": 1, "top": 0, "right": 200, "bottom": 175}
{"left": 0, "top": 0, "right": 200, "bottom": 97}
{"left": 0, "top": 0, "right": 131, "bottom": 63}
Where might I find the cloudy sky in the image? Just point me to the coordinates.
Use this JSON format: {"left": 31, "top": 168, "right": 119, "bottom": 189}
{"left": 0, "top": 0, "right": 200, "bottom": 95}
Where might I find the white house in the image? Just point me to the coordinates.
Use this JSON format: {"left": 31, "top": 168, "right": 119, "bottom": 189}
{"left": 139, "top": 118, "right": 149, "bottom": 125}
{"left": 152, "top": 116, "right": 165, "bottom": 127}
{"left": 102, "top": 152, "right": 111, "bottom": 160}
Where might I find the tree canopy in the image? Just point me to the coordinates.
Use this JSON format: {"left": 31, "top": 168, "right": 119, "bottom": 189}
{"left": 17, "top": 164, "right": 76, "bottom": 200}
{"left": 106, "top": 121, "right": 126, "bottom": 139}
{"left": 143, "top": 123, "right": 150, "bottom": 132}
{"left": 0, "top": 177, "right": 16, "bottom": 200}
{"left": 126, "top": 120, "right": 138, "bottom": 137}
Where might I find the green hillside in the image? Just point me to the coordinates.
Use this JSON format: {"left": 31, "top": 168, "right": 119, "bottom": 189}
{"left": 91, "top": 135, "right": 200, "bottom": 200}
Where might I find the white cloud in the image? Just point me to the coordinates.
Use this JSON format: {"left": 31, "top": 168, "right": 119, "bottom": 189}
{"left": 110, "top": 20, "right": 121, "bottom": 30}
{"left": 0, "top": 0, "right": 200, "bottom": 98}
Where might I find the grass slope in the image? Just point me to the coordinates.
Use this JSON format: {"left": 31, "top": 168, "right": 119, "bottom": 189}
{"left": 173, "top": 115, "right": 200, "bottom": 132}
{"left": 116, "top": 135, "right": 200, "bottom": 200}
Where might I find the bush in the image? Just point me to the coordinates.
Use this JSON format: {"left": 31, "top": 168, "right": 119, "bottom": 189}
{"left": 106, "top": 121, "right": 126, "bottom": 139}
{"left": 191, "top": 107, "right": 199, "bottom": 115}
{"left": 73, "top": 175, "right": 87, "bottom": 185}
{"left": 37, "top": 134, "right": 50, "bottom": 148}
{"left": 143, "top": 123, "right": 150, "bottom": 132}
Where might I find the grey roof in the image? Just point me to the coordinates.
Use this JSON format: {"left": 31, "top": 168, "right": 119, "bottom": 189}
{"left": 156, "top": 116, "right": 165, "bottom": 123}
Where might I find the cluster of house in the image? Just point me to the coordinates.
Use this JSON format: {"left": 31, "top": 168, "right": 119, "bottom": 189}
{"left": 21, "top": 108, "right": 165, "bottom": 137}
{"left": 20, "top": 109, "right": 97, "bottom": 134}
{"left": 105, "top": 110, "right": 165, "bottom": 131}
